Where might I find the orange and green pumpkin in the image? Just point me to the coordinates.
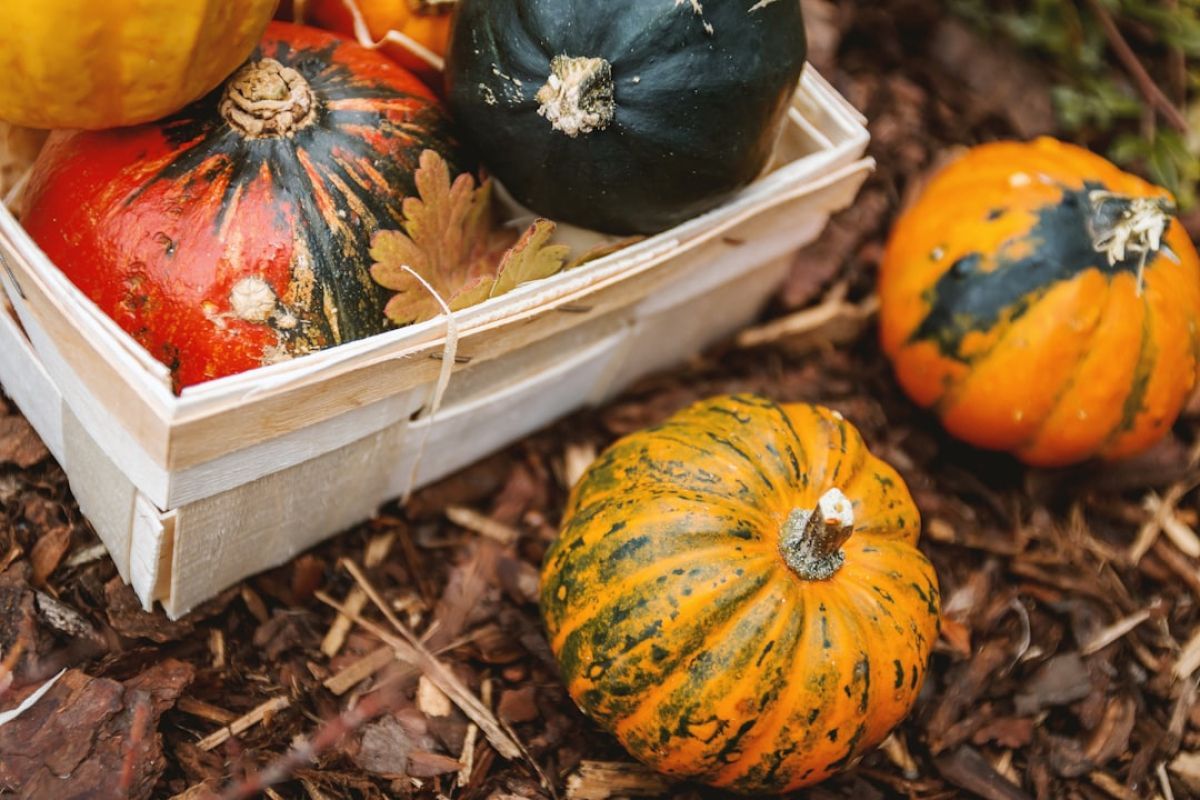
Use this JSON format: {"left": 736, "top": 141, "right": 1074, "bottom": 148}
{"left": 880, "top": 138, "right": 1200, "bottom": 467}
{"left": 540, "top": 394, "right": 940, "bottom": 794}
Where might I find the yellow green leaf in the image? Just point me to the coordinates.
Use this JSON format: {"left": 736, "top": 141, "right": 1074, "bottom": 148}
{"left": 489, "top": 219, "right": 571, "bottom": 299}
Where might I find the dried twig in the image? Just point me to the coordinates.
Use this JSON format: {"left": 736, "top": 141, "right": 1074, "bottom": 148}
{"left": 320, "top": 587, "right": 367, "bottom": 658}
{"left": 445, "top": 505, "right": 521, "bottom": 547}
{"left": 322, "top": 645, "right": 398, "bottom": 696}
{"left": 1082, "top": 0, "right": 1188, "bottom": 133}
{"left": 197, "top": 696, "right": 290, "bottom": 752}
{"left": 315, "top": 587, "right": 521, "bottom": 760}
{"left": 565, "top": 761, "right": 671, "bottom": 800}
{"left": 177, "top": 697, "right": 238, "bottom": 726}
{"left": 1130, "top": 478, "right": 1200, "bottom": 564}
{"left": 327, "top": 559, "right": 560, "bottom": 797}
{"left": 1174, "top": 629, "right": 1200, "bottom": 682}
{"left": 736, "top": 281, "right": 878, "bottom": 350}
{"left": 217, "top": 683, "right": 404, "bottom": 800}
{"left": 1080, "top": 609, "right": 1152, "bottom": 655}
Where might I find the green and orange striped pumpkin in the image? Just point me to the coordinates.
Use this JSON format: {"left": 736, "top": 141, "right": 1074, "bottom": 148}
{"left": 880, "top": 138, "right": 1200, "bottom": 466}
{"left": 540, "top": 394, "right": 940, "bottom": 793}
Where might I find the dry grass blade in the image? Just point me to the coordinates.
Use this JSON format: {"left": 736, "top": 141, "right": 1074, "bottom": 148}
{"left": 1130, "top": 480, "right": 1200, "bottom": 564}
{"left": 1174, "top": 629, "right": 1200, "bottom": 682}
{"left": 565, "top": 761, "right": 672, "bottom": 800}
{"left": 197, "top": 696, "right": 290, "bottom": 751}
{"left": 880, "top": 733, "right": 919, "bottom": 779}
{"left": 315, "top": 585, "right": 522, "bottom": 761}
{"left": 329, "top": 560, "right": 560, "bottom": 795}
{"left": 364, "top": 532, "right": 396, "bottom": 568}
{"left": 445, "top": 505, "right": 521, "bottom": 546}
{"left": 563, "top": 442, "right": 598, "bottom": 487}
{"left": 1160, "top": 761, "right": 1178, "bottom": 800}
{"left": 1080, "top": 609, "right": 1152, "bottom": 655}
{"left": 736, "top": 281, "right": 879, "bottom": 350}
{"left": 177, "top": 697, "right": 238, "bottom": 726}
{"left": 63, "top": 542, "right": 109, "bottom": 568}
{"left": 457, "top": 721, "right": 479, "bottom": 788}
{"left": 322, "top": 646, "right": 398, "bottom": 696}
{"left": 321, "top": 587, "right": 368, "bottom": 658}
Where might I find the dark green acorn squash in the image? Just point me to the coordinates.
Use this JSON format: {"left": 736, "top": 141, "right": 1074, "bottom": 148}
{"left": 444, "top": 0, "right": 807, "bottom": 235}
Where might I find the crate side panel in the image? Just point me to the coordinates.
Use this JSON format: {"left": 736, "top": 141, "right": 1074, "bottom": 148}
{"left": 164, "top": 422, "right": 407, "bottom": 617}
{"left": 166, "top": 384, "right": 427, "bottom": 508}
{"left": 61, "top": 407, "right": 136, "bottom": 582}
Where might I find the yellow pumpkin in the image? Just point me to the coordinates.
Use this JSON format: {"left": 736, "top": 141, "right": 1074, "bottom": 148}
{"left": 0, "top": 0, "right": 278, "bottom": 129}
{"left": 541, "top": 394, "right": 940, "bottom": 793}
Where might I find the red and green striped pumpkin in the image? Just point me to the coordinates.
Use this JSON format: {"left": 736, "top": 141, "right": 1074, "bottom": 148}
{"left": 22, "top": 22, "right": 468, "bottom": 390}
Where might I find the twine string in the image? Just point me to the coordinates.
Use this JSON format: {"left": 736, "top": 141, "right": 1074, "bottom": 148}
{"left": 396, "top": 265, "right": 459, "bottom": 502}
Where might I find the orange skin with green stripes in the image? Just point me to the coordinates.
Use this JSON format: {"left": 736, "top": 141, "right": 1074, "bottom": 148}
{"left": 540, "top": 395, "right": 940, "bottom": 794}
{"left": 880, "top": 138, "right": 1200, "bottom": 467}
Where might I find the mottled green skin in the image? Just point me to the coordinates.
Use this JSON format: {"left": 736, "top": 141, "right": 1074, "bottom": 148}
{"left": 540, "top": 394, "right": 940, "bottom": 793}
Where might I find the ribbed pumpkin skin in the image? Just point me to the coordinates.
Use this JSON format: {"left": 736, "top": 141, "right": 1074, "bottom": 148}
{"left": 21, "top": 22, "right": 465, "bottom": 390}
{"left": 540, "top": 395, "right": 940, "bottom": 794}
{"left": 880, "top": 138, "right": 1200, "bottom": 467}
{"left": 0, "top": 0, "right": 278, "bottom": 129}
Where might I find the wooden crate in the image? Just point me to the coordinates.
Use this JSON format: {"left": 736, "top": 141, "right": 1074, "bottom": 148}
{"left": 0, "top": 69, "right": 872, "bottom": 617}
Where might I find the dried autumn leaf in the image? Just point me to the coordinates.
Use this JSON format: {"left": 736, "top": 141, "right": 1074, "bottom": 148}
{"left": 370, "top": 149, "right": 580, "bottom": 326}
{"left": 567, "top": 235, "right": 644, "bottom": 270}
{"left": 489, "top": 219, "right": 570, "bottom": 299}
{"left": 370, "top": 149, "right": 508, "bottom": 326}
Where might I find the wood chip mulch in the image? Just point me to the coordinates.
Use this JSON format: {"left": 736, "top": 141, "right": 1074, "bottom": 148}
{"left": 4, "top": 2, "right": 1200, "bottom": 798}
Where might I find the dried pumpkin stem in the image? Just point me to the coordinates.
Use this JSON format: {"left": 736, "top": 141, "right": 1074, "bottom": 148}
{"left": 780, "top": 488, "right": 855, "bottom": 581}
{"left": 535, "top": 55, "right": 615, "bottom": 138}
{"left": 220, "top": 58, "right": 318, "bottom": 139}
{"left": 1088, "top": 191, "right": 1174, "bottom": 291}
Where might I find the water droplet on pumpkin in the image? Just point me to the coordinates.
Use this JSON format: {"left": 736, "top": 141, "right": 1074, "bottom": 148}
{"left": 153, "top": 232, "right": 176, "bottom": 257}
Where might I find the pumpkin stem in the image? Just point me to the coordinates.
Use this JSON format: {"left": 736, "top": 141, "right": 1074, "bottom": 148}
{"left": 780, "top": 488, "right": 855, "bottom": 581}
{"left": 535, "top": 55, "right": 616, "bottom": 138}
{"left": 1087, "top": 191, "right": 1174, "bottom": 293}
{"left": 220, "top": 58, "right": 318, "bottom": 139}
